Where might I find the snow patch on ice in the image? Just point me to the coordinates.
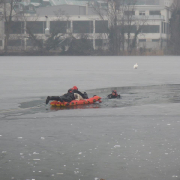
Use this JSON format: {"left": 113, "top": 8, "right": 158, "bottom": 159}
{"left": 172, "top": 175, "right": 178, "bottom": 178}
{"left": 33, "top": 152, "right": 39, "bottom": 155}
{"left": 114, "top": 145, "right": 120, "bottom": 148}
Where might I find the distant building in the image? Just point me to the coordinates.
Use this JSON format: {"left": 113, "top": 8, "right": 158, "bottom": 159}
{"left": 136, "top": 0, "right": 160, "bottom": 5}
{"left": 131, "top": 0, "right": 173, "bottom": 6}
{"left": 159, "top": 0, "right": 173, "bottom": 7}
{"left": 15, "top": 0, "right": 51, "bottom": 9}
{"left": 0, "top": 3, "right": 171, "bottom": 51}
{"left": 49, "top": 0, "right": 95, "bottom": 6}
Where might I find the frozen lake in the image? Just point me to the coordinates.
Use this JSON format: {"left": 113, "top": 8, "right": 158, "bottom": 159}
{"left": 0, "top": 56, "right": 180, "bottom": 180}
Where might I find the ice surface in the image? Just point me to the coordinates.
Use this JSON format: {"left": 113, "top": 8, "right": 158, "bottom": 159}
{"left": 0, "top": 57, "right": 180, "bottom": 180}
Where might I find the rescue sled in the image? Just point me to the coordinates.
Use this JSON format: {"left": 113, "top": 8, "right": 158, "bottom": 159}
{"left": 50, "top": 95, "right": 102, "bottom": 107}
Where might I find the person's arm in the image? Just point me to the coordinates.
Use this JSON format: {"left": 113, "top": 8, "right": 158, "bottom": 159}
{"left": 107, "top": 94, "right": 112, "bottom": 99}
{"left": 83, "top": 92, "right": 88, "bottom": 99}
{"left": 73, "top": 90, "right": 86, "bottom": 98}
{"left": 117, "top": 95, "right": 121, "bottom": 99}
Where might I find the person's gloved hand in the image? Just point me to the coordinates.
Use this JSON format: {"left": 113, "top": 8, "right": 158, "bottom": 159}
{"left": 84, "top": 92, "right": 88, "bottom": 99}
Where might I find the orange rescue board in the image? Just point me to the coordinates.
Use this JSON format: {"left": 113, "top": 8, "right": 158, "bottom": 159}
{"left": 50, "top": 95, "right": 102, "bottom": 107}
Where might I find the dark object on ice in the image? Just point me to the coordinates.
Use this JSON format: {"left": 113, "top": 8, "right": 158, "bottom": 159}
{"left": 107, "top": 90, "right": 120, "bottom": 99}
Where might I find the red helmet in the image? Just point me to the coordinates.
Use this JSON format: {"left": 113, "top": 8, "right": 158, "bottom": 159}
{"left": 112, "top": 90, "right": 117, "bottom": 96}
{"left": 73, "top": 86, "right": 78, "bottom": 90}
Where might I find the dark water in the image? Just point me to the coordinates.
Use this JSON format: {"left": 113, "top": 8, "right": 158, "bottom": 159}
{"left": 14, "top": 84, "right": 180, "bottom": 114}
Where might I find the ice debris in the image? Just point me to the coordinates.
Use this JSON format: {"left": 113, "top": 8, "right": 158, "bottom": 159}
{"left": 114, "top": 145, "right": 120, "bottom": 148}
{"left": 41, "top": 137, "right": 45, "bottom": 140}
{"left": 172, "top": 175, "right": 178, "bottom": 178}
{"left": 33, "top": 152, "right": 39, "bottom": 155}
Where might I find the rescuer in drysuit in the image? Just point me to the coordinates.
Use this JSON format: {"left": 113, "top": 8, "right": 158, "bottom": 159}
{"left": 45, "top": 86, "right": 88, "bottom": 104}
{"left": 72, "top": 86, "right": 88, "bottom": 100}
{"left": 107, "top": 90, "right": 120, "bottom": 99}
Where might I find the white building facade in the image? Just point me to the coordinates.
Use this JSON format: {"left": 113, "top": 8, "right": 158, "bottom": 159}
{"left": 0, "top": 3, "right": 171, "bottom": 51}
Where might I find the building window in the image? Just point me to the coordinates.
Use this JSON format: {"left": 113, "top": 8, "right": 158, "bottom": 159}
{"left": 124, "top": 11, "right": 135, "bottom": 16}
{"left": 140, "top": 25, "right": 160, "bottom": 33}
{"left": 162, "top": 39, "right": 167, "bottom": 42}
{"left": 121, "top": 25, "right": 137, "bottom": 33}
{"left": 7, "top": 39, "right": 23, "bottom": 46}
{"left": 139, "top": 39, "right": 146, "bottom": 42}
{"left": 20, "top": 5, "right": 23, "bottom": 11}
{"left": 26, "top": 21, "right": 45, "bottom": 34}
{"left": 73, "top": 21, "right": 93, "bottom": 33}
{"left": 162, "top": 22, "right": 169, "bottom": 34}
{"left": 50, "top": 21, "right": 69, "bottom": 34}
{"left": 29, "top": 5, "right": 34, "bottom": 11}
{"left": 152, "top": 39, "right": 160, "bottom": 42}
{"left": 100, "top": 3, "right": 108, "bottom": 8}
{"left": 5, "top": 21, "right": 24, "bottom": 34}
{"left": 95, "top": 21, "right": 108, "bottom": 33}
{"left": 95, "top": 39, "right": 103, "bottom": 46}
{"left": 164, "top": 1, "right": 170, "bottom": 6}
{"left": 139, "top": 11, "right": 146, "bottom": 15}
{"left": 149, "top": 11, "right": 161, "bottom": 15}
{"left": 26, "top": 39, "right": 43, "bottom": 46}
{"left": 71, "top": 39, "right": 93, "bottom": 48}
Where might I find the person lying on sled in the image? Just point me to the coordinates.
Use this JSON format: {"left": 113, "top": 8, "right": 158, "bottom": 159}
{"left": 107, "top": 90, "right": 120, "bottom": 99}
{"left": 46, "top": 86, "right": 88, "bottom": 104}
{"left": 46, "top": 88, "right": 74, "bottom": 104}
